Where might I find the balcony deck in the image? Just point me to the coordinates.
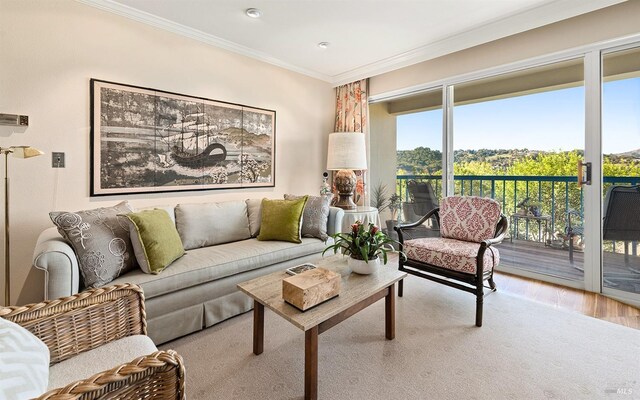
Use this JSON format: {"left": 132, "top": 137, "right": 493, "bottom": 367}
{"left": 497, "top": 240, "right": 640, "bottom": 294}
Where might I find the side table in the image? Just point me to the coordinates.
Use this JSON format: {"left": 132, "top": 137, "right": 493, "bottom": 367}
{"left": 341, "top": 206, "right": 380, "bottom": 232}
{"left": 510, "top": 213, "right": 551, "bottom": 244}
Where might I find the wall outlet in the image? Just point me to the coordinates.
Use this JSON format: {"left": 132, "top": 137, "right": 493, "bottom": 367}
{"left": 52, "top": 152, "right": 65, "bottom": 168}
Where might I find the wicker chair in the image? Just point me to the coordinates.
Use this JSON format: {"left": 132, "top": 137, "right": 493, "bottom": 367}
{"left": 395, "top": 196, "right": 507, "bottom": 327}
{"left": 0, "top": 283, "right": 185, "bottom": 400}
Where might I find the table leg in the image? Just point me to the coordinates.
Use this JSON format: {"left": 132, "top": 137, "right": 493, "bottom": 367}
{"left": 253, "top": 300, "right": 264, "bottom": 355}
{"left": 385, "top": 283, "right": 395, "bottom": 340}
{"left": 305, "top": 326, "right": 318, "bottom": 400}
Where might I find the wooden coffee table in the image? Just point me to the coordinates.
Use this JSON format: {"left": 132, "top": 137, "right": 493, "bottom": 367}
{"left": 237, "top": 256, "right": 406, "bottom": 400}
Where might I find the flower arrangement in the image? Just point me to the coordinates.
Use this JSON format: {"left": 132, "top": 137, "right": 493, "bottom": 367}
{"left": 322, "top": 220, "right": 404, "bottom": 264}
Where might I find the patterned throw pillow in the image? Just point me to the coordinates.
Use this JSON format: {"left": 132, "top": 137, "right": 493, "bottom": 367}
{"left": 50, "top": 201, "right": 136, "bottom": 288}
{"left": 284, "top": 194, "right": 332, "bottom": 241}
{"left": 439, "top": 196, "right": 502, "bottom": 243}
{"left": 0, "top": 318, "right": 50, "bottom": 399}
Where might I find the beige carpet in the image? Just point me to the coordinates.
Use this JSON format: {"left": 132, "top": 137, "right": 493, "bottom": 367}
{"left": 160, "top": 276, "right": 640, "bottom": 399}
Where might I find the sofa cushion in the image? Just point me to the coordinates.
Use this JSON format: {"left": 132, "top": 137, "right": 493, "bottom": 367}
{"left": 175, "top": 201, "right": 251, "bottom": 250}
{"left": 404, "top": 237, "right": 500, "bottom": 274}
{"left": 109, "top": 238, "right": 326, "bottom": 299}
{"left": 257, "top": 197, "right": 308, "bottom": 243}
{"left": 0, "top": 318, "right": 50, "bottom": 399}
{"left": 48, "top": 335, "right": 156, "bottom": 390}
{"left": 50, "top": 201, "right": 136, "bottom": 288}
{"left": 123, "top": 209, "right": 185, "bottom": 274}
{"left": 285, "top": 194, "right": 331, "bottom": 240}
{"left": 246, "top": 198, "right": 263, "bottom": 237}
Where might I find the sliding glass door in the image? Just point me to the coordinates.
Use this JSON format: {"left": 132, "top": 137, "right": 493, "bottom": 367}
{"left": 601, "top": 45, "right": 640, "bottom": 299}
{"left": 369, "top": 35, "right": 640, "bottom": 302}
{"left": 449, "top": 59, "right": 588, "bottom": 286}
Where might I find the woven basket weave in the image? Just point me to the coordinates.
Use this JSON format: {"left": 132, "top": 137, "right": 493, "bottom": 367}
{"left": 0, "top": 283, "right": 185, "bottom": 400}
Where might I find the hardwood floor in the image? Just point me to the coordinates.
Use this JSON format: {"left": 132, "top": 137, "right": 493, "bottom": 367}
{"left": 493, "top": 271, "right": 640, "bottom": 330}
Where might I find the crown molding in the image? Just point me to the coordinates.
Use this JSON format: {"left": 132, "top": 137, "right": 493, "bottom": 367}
{"left": 77, "top": 0, "right": 625, "bottom": 87}
{"left": 75, "top": 0, "right": 333, "bottom": 83}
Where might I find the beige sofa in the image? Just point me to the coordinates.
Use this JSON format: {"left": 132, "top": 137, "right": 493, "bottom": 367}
{"left": 32, "top": 199, "right": 344, "bottom": 344}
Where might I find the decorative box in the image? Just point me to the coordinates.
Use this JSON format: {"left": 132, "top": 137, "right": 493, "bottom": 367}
{"left": 282, "top": 268, "right": 340, "bottom": 311}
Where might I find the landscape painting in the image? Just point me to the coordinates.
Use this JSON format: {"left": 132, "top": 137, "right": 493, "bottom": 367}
{"left": 90, "top": 79, "right": 275, "bottom": 196}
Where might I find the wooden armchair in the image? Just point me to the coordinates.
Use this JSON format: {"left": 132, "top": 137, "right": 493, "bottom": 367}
{"left": 395, "top": 196, "right": 507, "bottom": 327}
{"left": 0, "top": 283, "right": 185, "bottom": 400}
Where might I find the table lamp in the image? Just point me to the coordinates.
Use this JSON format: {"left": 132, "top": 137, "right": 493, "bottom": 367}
{"left": 326, "top": 132, "right": 367, "bottom": 210}
{"left": 2, "top": 145, "right": 44, "bottom": 305}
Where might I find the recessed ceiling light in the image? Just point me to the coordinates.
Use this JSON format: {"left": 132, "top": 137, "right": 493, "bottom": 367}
{"left": 246, "top": 8, "right": 261, "bottom": 18}
{"left": 317, "top": 42, "right": 330, "bottom": 49}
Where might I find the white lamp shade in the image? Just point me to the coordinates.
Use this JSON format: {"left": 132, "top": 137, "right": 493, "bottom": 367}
{"left": 326, "top": 132, "right": 367, "bottom": 170}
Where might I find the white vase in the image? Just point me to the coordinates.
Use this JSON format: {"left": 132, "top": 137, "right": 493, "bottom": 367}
{"left": 348, "top": 256, "right": 380, "bottom": 275}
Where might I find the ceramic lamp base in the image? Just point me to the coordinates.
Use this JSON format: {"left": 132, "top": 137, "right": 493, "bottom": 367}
{"left": 334, "top": 169, "right": 357, "bottom": 210}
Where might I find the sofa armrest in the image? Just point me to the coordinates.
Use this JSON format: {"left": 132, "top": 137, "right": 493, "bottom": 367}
{"left": 36, "top": 350, "right": 185, "bottom": 400}
{"left": 0, "top": 284, "right": 146, "bottom": 365}
{"left": 327, "top": 206, "right": 344, "bottom": 237}
{"left": 32, "top": 227, "right": 80, "bottom": 299}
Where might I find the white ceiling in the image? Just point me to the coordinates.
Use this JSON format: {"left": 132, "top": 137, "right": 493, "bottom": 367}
{"left": 80, "top": 0, "right": 625, "bottom": 86}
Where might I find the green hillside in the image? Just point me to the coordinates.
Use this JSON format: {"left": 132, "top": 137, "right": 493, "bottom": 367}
{"left": 397, "top": 147, "right": 640, "bottom": 177}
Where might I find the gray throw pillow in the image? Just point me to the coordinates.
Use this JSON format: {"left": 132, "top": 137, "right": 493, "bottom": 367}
{"left": 50, "top": 201, "right": 136, "bottom": 288}
{"left": 284, "top": 194, "right": 331, "bottom": 241}
{"left": 175, "top": 201, "right": 251, "bottom": 250}
{"left": 246, "top": 198, "right": 264, "bottom": 237}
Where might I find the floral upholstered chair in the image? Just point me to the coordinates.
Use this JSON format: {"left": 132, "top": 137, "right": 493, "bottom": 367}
{"left": 395, "top": 196, "right": 507, "bottom": 327}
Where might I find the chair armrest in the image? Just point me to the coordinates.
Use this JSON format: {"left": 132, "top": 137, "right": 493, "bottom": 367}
{"left": 36, "top": 350, "right": 185, "bottom": 400}
{"left": 394, "top": 208, "right": 440, "bottom": 244}
{"left": 33, "top": 227, "right": 81, "bottom": 299}
{"left": 394, "top": 208, "right": 440, "bottom": 231}
{"left": 0, "top": 284, "right": 146, "bottom": 365}
{"left": 481, "top": 215, "right": 508, "bottom": 248}
{"left": 327, "top": 206, "right": 345, "bottom": 237}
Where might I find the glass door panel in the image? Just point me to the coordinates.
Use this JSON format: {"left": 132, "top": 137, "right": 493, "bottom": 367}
{"left": 393, "top": 89, "right": 444, "bottom": 225}
{"left": 451, "top": 59, "right": 587, "bottom": 284}
{"left": 602, "top": 46, "right": 640, "bottom": 295}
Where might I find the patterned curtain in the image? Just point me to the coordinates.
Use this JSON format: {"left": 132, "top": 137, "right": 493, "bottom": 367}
{"left": 334, "top": 79, "right": 368, "bottom": 133}
{"left": 333, "top": 79, "right": 369, "bottom": 206}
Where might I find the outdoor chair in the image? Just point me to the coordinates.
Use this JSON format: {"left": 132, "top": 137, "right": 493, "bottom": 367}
{"left": 407, "top": 180, "right": 439, "bottom": 219}
{"left": 395, "top": 196, "right": 507, "bottom": 327}
{"left": 402, "top": 180, "right": 441, "bottom": 239}
{"left": 603, "top": 184, "right": 640, "bottom": 274}
{"left": 566, "top": 208, "right": 584, "bottom": 265}
{"left": 0, "top": 283, "right": 185, "bottom": 400}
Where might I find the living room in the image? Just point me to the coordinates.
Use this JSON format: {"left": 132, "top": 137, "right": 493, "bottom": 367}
{"left": 1, "top": 0, "right": 640, "bottom": 399}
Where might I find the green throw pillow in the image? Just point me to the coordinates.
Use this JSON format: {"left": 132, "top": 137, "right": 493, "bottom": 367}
{"left": 257, "top": 197, "right": 308, "bottom": 243}
{"left": 123, "top": 209, "right": 185, "bottom": 274}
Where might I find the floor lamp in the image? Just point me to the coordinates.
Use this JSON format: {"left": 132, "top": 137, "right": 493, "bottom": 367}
{"left": 2, "top": 146, "right": 43, "bottom": 306}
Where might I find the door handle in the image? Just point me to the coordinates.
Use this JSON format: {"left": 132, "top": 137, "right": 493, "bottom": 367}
{"left": 577, "top": 161, "right": 592, "bottom": 187}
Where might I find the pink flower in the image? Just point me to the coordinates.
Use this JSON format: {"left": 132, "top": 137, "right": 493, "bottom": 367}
{"left": 351, "top": 223, "right": 359, "bottom": 234}
{"left": 370, "top": 225, "right": 379, "bottom": 235}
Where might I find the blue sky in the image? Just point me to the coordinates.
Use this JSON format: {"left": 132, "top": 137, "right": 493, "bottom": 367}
{"left": 397, "top": 77, "right": 640, "bottom": 154}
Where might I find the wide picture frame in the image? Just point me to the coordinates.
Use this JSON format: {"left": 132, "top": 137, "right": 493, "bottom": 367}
{"left": 90, "top": 79, "right": 275, "bottom": 196}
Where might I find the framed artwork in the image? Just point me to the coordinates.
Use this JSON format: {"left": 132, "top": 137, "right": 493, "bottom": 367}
{"left": 90, "top": 79, "right": 275, "bottom": 196}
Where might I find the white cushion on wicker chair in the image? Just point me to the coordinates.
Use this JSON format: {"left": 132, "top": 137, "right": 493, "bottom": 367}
{"left": 404, "top": 237, "right": 500, "bottom": 274}
{"left": 48, "top": 334, "right": 156, "bottom": 390}
{"left": 0, "top": 318, "right": 50, "bottom": 399}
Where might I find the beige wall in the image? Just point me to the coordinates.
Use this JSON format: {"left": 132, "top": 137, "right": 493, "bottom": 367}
{"left": 368, "top": 103, "right": 397, "bottom": 221}
{"left": 0, "top": 0, "right": 334, "bottom": 305}
{"left": 370, "top": 1, "right": 640, "bottom": 97}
